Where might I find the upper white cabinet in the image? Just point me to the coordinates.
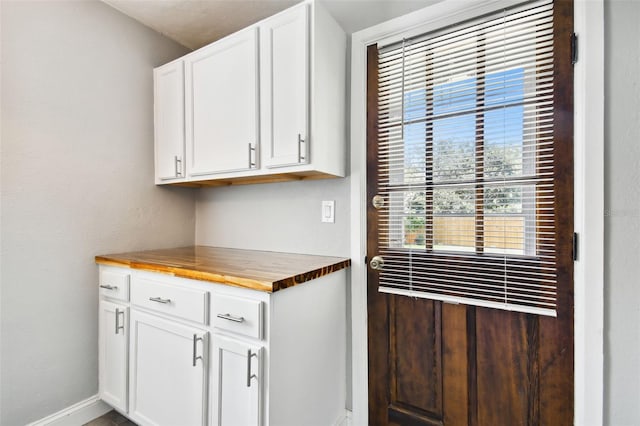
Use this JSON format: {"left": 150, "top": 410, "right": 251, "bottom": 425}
{"left": 154, "top": 60, "right": 185, "bottom": 183}
{"left": 261, "top": 4, "right": 309, "bottom": 168}
{"left": 153, "top": 0, "right": 346, "bottom": 186}
{"left": 260, "top": 2, "right": 346, "bottom": 176}
{"left": 185, "top": 28, "right": 259, "bottom": 177}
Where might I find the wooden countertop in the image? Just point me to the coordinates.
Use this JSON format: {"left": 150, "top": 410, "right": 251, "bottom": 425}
{"left": 95, "top": 246, "right": 350, "bottom": 292}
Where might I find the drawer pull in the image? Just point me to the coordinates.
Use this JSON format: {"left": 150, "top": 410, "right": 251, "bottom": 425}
{"left": 217, "top": 313, "right": 245, "bottom": 323}
{"left": 100, "top": 284, "right": 118, "bottom": 290}
{"left": 114, "top": 308, "right": 125, "bottom": 335}
{"left": 149, "top": 296, "right": 171, "bottom": 304}
{"left": 192, "top": 334, "right": 203, "bottom": 367}
{"left": 246, "top": 349, "right": 257, "bottom": 387}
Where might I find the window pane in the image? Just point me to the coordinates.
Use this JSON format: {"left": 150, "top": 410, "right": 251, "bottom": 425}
{"left": 483, "top": 184, "right": 536, "bottom": 255}
{"left": 484, "top": 68, "right": 527, "bottom": 179}
{"left": 433, "top": 187, "right": 474, "bottom": 252}
{"left": 403, "top": 121, "right": 426, "bottom": 184}
{"left": 388, "top": 191, "right": 426, "bottom": 250}
{"left": 484, "top": 106, "right": 525, "bottom": 178}
{"left": 389, "top": 90, "right": 427, "bottom": 186}
{"left": 433, "top": 114, "right": 475, "bottom": 182}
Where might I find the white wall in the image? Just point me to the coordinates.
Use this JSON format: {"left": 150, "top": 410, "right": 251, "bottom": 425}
{"left": 196, "top": 178, "right": 350, "bottom": 257}
{"left": 604, "top": 0, "right": 640, "bottom": 424}
{"left": 0, "top": 1, "right": 195, "bottom": 424}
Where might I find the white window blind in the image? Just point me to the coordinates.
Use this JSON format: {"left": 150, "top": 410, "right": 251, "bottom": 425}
{"left": 375, "top": 0, "right": 559, "bottom": 316}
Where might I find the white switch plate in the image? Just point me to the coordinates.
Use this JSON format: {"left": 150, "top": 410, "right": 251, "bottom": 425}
{"left": 322, "top": 200, "right": 335, "bottom": 223}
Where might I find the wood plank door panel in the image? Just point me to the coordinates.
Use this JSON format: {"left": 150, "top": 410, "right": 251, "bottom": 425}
{"left": 369, "top": 293, "right": 573, "bottom": 426}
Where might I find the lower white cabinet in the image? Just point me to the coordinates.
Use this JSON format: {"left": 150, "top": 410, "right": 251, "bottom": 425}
{"left": 211, "top": 336, "right": 263, "bottom": 426}
{"left": 99, "top": 300, "right": 128, "bottom": 413}
{"left": 129, "top": 310, "right": 209, "bottom": 426}
{"left": 98, "top": 266, "right": 347, "bottom": 426}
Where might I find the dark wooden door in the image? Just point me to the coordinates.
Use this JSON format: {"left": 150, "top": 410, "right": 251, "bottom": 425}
{"left": 366, "top": 2, "right": 574, "bottom": 425}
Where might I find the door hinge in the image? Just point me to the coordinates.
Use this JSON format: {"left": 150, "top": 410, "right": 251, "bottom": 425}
{"left": 572, "top": 232, "right": 579, "bottom": 261}
{"left": 571, "top": 33, "right": 578, "bottom": 65}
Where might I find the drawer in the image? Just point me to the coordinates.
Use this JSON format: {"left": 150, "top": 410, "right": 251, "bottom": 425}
{"left": 131, "top": 277, "right": 209, "bottom": 325}
{"left": 211, "top": 294, "right": 263, "bottom": 340}
{"left": 99, "top": 269, "right": 130, "bottom": 302}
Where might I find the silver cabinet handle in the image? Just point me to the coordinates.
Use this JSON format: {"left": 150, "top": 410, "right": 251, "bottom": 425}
{"left": 248, "top": 143, "right": 256, "bottom": 168}
{"left": 149, "top": 297, "right": 171, "bottom": 304}
{"left": 175, "top": 155, "right": 182, "bottom": 177}
{"left": 192, "top": 334, "right": 203, "bottom": 367}
{"left": 246, "top": 349, "right": 257, "bottom": 387}
{"left": 114, "top": 308, "right": 125, "bottom": 335}
{"left": 216, "top": 313, "right": 245, "bottom": 323}
{"left": 297, "top": 133, "right": 306, "bottom": 162}
{"left": 100, "top": 284, "right": 118, "bottom": 290}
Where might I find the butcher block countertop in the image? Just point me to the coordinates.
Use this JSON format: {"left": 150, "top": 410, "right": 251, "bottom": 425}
{"left": 95, "top": 246, "right": 350, "bottom": 293}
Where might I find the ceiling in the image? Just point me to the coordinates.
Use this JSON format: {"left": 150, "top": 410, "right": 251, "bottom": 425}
{"left": 101, "top": 0, "right": 439, "bottom": 50}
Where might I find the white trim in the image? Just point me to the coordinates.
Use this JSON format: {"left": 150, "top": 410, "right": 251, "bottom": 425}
{"left": 333, "top": 409, "right": 352, "bottom": 426}
{"left": 349, "top": 1, "right": 604, "bottom": 425}
{"left": 573, "top": 0, "right": 604, "bottom": 424}
{"left": 26, "top": 395, "right": 111, "bottom": 426}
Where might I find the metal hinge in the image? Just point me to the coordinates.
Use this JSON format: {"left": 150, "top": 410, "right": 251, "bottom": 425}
{"left": 572, "top": 232, "right": 579, "bottom": 261}
{"left": 571, "top": 33, "right": 578, "bottom": 65}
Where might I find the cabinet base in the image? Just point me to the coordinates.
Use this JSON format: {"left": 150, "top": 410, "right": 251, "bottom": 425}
{"left": 166, "top": 170, "right": 342, "bottom": 188}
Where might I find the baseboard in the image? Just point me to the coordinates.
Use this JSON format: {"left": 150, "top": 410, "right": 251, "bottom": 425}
{"left": 27, "top": 395, "right": 112, "bottom": 426}
{"left": 334, "top": 409, "right": 353, "bottom": 426}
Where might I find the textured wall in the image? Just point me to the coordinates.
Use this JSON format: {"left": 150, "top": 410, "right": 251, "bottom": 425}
{"left": 604, "top": 0, "right": 640, "bottom": 424}
{"left": 0, "top": 1, "right": 194, "bottom": 424}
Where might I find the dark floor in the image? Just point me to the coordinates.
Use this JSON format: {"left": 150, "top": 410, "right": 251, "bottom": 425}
{"left": 83, "top": 410, "right": 137, "bottom": 426}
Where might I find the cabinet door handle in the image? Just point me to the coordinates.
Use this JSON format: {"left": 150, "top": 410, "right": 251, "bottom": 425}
{"left": 100, "top": 284, "right": 118, "bottom": 290}
{"left": 149, "top": 297, "right": 171, "bottom": 304}
{"left": 248, "top": 143, "right": 256, "bottom": 168}
{"left": 192, "top": 334, "right": 203, "bottom": 367}
{"left": 246, "top": 349, "right": 257, "bottom": 387}
{"left": 114, "top": 308, "right": 125, "bottom": 335}
{"left": 175, "top": 155, "right": 182, "bottom": 177}
{"left": 297, "top": 134, "right": 306, "bottom": 162}
{"left": 216, "top": 313, "right": 245, "bottom": 323}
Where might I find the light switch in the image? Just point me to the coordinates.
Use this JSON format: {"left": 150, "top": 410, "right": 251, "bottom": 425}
{"left": 322, "top": 200, "right": 335, "bottom": 223}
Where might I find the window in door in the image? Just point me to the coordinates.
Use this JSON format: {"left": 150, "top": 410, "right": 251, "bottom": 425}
{"left": 375, "top": 0, "right": 570, "bottom": 316}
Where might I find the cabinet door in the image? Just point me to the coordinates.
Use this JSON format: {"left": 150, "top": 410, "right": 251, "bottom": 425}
{"left": 261, "top": 4, "right": 309, "bottom": 168}
{"left": 185, "top": 28, "right": 259, "bottom": 176}
{"left": 99, "top": 300, "right": 128, "bottom": 413}
{"left": 129, "top": 310, "right": 209, "bottom": 426}
{"left": 211, "top": 335, "right": 263, "bottom": 426}
{"left": 154, "top": 60, "right": 185, "bottom": 182}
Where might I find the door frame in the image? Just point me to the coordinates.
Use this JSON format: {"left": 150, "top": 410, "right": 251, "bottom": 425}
{"left": 348, "top": 1, "right": 604, "bottom": 425}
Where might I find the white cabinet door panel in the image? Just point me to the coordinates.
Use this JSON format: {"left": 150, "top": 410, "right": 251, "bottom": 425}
{"left": 186, "top": 28, "right": 259, "bottom": 176}
{"left": 154, "top": 61, "right": 185, "bottom": 181}
{"left": 261, "top": 4, "right": 309, "bottom": 168}
{"left": 99, "top": 301, "right": 128, "bottom": 413}
{"left": 129, "top": 310, "right": 208, "bottom": 426}
{"left": 211, "top": 335, "right": 263, "bottom": 426}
